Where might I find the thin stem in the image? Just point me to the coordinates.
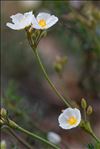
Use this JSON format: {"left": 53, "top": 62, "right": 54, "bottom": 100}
{"left": 2, "top": 118, "right": 60, "bottom": 149}
{"left": 26, "top": 31, "right": 74, "bottom": 107}
{"left": 7, "top": 127, "right": 33, "bottom": 149}
{"left": 4, "top": 119, "right": 60, "bottom": 149}
{"left": 90, "top": 131, "right": 100, "bottom": 144}
{"left": 15, "top": 124, "right": 60, "bottom": 149}
{"left": 34, "top": 50, "right": 72, "bottom": 107}
{"left": 80, "top": 121, "right": 100, "bottom": 144}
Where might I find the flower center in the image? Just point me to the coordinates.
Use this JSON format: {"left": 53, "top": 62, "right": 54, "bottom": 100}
{"left": 38, "top": 19, "right": 46, "bottom": 27}
{"left": 67, "top": 116, "right": 77, "bottom": 125}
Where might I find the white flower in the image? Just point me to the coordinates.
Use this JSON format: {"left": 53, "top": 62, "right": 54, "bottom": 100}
{"left": 32, "top": 12, "right": 58, "bottom": 30}
{"left": 6, "top": 11, "right": 33, "bottom": 30}
{"left": 58, "top": 108, "right": 81, "bottom": 129}
{"left": 47, "top": 131, "right": 61, "bottom": 144}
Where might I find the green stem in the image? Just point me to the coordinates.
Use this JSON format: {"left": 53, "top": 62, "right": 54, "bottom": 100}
{"left": 14, "top": 124, "right": 60, "bottom": 149}
{"left": 90, "top": 131, "right": 100, "bottom": 144}
{"left": 26, "top": 30, "right": 73, "bottom": 107}
{"left": 6, "top": 119, "right": 60, "bottom": 149}
{"left": 7, "top": 127, "right": 33, "bottom": 149}
{"left": 81, "top": 121, "right": 100, "bottom": 144}
{"left": 2, "top": 118, "right": 60, "bottom": 149}
{"left": 34, "top": 50, "right": 72, "bottom": 107}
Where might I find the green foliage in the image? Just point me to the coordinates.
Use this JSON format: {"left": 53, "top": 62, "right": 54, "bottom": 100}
{"left": 2, "top": 80, "right": 51, "bottom": 148}
{"left": 2, "top": 80, "right": 30, "bottom": 127}
{"left": 11, "top": 144, "right": 20, "bottom": 149}
{"left": 87, "top": 143, "right": 100, "bottom": 149}
{"left": 3, "top": 80, "right": 22, "bottom": 116}
{"left": 5, "top": 80, "right": 21, "bottom": 102}
{"left": 87, "top": 144, "right": 95, "bottom": 149}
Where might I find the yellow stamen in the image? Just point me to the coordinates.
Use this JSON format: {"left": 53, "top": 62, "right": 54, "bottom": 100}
{"left": 67, "top": 116, "right": 77, "bottom": 125}
{"left": 38, "top": 19, "right": 46, "bottom": 27}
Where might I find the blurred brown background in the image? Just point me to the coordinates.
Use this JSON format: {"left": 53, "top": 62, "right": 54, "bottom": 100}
{"left": 1, "top": 1, "right": 100, "bottom": 149}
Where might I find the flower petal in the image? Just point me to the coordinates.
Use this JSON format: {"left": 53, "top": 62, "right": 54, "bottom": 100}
{"left": 45, "top": 15, "right": 58, "bottom": 29}
{"left": 7, "top": 11, "right": 33, "bottom": 30}
{"left": 24, "top": 11, "right": 33, "bottom": 17}
{"left": 47, "top": 132, "right": 61, "bottom": 144}
{"left": 32, "top": 15, "right": 41, "bottom": 29}
{"left": 63, "top": 107, "right": 76, "bottom": 118}
{"left": 36, "top": 12, "right": 51, "bottom": 22}
{"left": 6, "top": 23, "right": 24, "bottom": 30}
{"left": 58, "top": 112, "right": 71, "bottom": 129}
{"left": 59, "top": 123, "right": 71, "bottom": 129}
{"left": 74, "top": 108, "right": 81, "bottom": 123}
{"left": 58, "top": 112, "right": 67, "bottom": 125}
{"left": 22, "top": 14, "right": 33, "bottom": 27}
{"left": 11, "top": 13, "right": 24, "bottom": 24}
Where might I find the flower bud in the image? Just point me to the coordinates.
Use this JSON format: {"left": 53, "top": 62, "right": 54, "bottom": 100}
{"left": 81, "top": 98, "right": 87, "bottom": 109}
{"left": 9, "top": 120, "right": 18, "bottom": 129}
{"left": 87, "top": 105, "right": 93, "bottom": 115}
{"left": 0, "top": 108, "right": 7, "bottom": 118}
{"left": 60, "top": 56, "right": 67, "bottom": 65}
{"left": 54, "top": 63, "right": 62, "bottom": 73}
{"left": 47, "top": 132, "right": 61, "bottom": 144}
